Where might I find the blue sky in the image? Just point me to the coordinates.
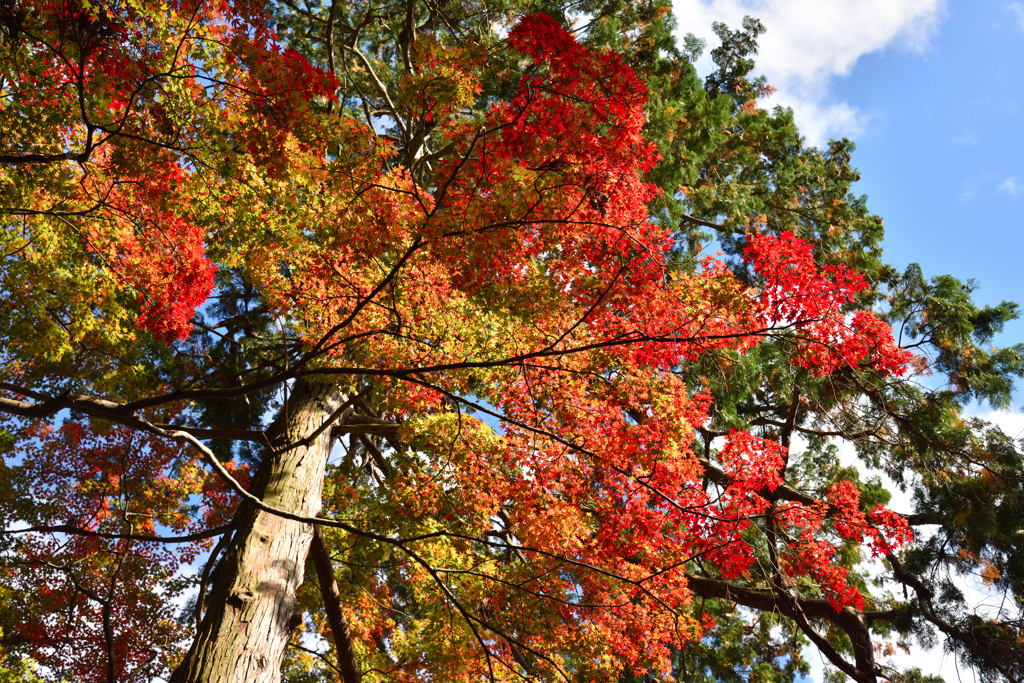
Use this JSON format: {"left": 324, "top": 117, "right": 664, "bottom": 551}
{"left": 673, "top": 0, "right": 1024, "bottom": 354}
{"left": 829, "top": 1, "right": 1024, "bottom": 344}
{"left": 670, "top": 1, "right": 1023, "bottom": 679}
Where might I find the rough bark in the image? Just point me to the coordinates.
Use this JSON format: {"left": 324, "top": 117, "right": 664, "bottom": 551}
{"left": 171, "top": 380, "right": 348, "bottom": 683}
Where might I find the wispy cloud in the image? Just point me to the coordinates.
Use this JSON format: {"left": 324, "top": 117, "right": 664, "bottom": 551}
{"left": 1009, "top": 2, "right": 1024, "bottom": 31}
{"left": 999, "top": 176, "right": 1022, "bottom": 196}
{"left": 949, "top": 133, "right": 977, "bottom": 145}
{"left": 959, "top": 175, "right": 1022, "bottom": 203}
{"left": 960, "top": 178, "right": 980, "bottom": 204}
{"left": 672, "top": 0, "right": 947, "bottom": 145}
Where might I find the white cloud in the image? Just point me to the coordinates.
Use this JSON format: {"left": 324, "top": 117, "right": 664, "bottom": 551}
{"left": 1010, "top": 2, "right": 1024, "bottom": 31}
{"left": 960, "top": 177, "right": 981, "bottom": 203}
{"left": 672, "top": 0, "right": 947, "bottom": 145}
{"left": 779, "top": 96, "right": 867, "bottom": 146}
{"left": 967, "top": 405, "right": 1024, "bottom": 438}
{"left": 959, "top": 173, "right": 1024, "bottom": 203}
{"left": 999, "top": 176, "right": 1023, "bottom": 196}
{"left": 812, "top": 404, "right": 1024, "bottom": 681}
{"left": 949, "top": 132, "right": 977, "bottom": 145}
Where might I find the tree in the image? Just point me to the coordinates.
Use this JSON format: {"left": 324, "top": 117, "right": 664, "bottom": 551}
{"left": 642, "top": 17, "right": 1024, "bottom": 683}
{"left": 0, "top": 3, "right": 1021, "bottom": 683}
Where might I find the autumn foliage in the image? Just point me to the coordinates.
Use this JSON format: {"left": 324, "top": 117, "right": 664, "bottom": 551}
{"left": 2, "top": 2, "right": 1014, "bottom": 683}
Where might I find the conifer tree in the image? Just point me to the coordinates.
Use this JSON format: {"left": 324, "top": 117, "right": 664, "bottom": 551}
{"left": 0, "top": 2, "right": 1021, "bottom": 683}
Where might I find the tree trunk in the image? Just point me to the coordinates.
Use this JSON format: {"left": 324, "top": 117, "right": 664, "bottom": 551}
{"left": 171, "top": 380, "right": 347, "bottom": 683}
{"left": 311, "top": 525, "right": 362, "bottom": 683}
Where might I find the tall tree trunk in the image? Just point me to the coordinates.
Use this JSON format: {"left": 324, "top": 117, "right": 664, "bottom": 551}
{"left": 171, "top": 380, "right": 347, "bottom": 683}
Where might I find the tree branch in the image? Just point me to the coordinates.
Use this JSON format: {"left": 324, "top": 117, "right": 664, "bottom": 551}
{"left": 684, "top": 572, "right": 885, "bottom": 683}
{"left": 311, "top": 526, "right": 362, "bottom": 683}
{"left": 1, "top": 523, "right": 235, "bottom": 544}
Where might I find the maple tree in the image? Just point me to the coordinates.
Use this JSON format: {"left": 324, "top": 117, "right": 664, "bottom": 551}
{"left": 0, "top": 2, "right": 1022, "bottom": 683}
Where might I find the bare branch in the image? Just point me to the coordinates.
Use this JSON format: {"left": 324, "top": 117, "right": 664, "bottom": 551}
{"left": 311, "top": 526, "right": 362, "bottom": 683}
